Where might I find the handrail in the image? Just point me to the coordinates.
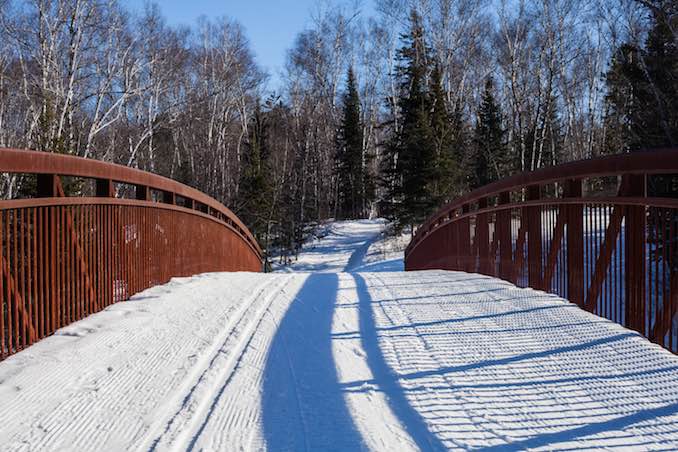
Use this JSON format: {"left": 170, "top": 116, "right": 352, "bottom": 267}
{"left": 405, "top": 149, "right": 678, "bottom": 353}
{"left": 407, "top": 148, "right": 678, "bottom": 256}
{"left": 0, "top": 148, "right": 262, "bottom": 258}
{"left": 0, "top": 197, "right": 246, "bottom": 236}
{"left": 0, "top": 148, "right": 263, "bottom": 360}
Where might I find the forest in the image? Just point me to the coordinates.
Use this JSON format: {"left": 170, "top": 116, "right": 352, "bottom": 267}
{"left": 0, "top": 0, "right": 676, "bottom": 261}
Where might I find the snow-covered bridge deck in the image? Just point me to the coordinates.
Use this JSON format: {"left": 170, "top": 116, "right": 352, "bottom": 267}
{"left": 1, "top": 220, "right": 678, "bottom": 450}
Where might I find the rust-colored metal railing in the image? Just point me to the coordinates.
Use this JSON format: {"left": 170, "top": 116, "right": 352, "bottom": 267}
{"left": 0, "top": 148, "right": 262, "bottom": 360}
{"left": 405, "top": 149, "right": 678, "bottom": 352}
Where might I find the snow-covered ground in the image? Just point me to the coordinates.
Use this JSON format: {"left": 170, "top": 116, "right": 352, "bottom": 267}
{"left": 275, "top": 219, "right": 410, "bottom": 274}
{"left": 1, "top": 219, "right": 678, "bottom": 450}
{"left": 274, "top": 219, "right": 387, "bottom": 273}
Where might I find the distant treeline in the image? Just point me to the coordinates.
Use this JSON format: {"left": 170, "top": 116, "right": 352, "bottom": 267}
{"left": 0, "top": 0, "right": 675, "bottom": 261}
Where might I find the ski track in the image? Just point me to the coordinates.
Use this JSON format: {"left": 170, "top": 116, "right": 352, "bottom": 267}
{"left": 1, "top": 218, "right": 678, "bottom": 451}
{"left": 143, "top": 274, "right": 293, "bottom": 451}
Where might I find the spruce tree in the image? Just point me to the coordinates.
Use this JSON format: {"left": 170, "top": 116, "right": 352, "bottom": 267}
{"left": 336, "top": 67, "right": 365, "bottom": 219}
{"left": 604, "top": 43, "right": 651, "bottom": 153}
{"left": 604, "top": 0, "right": 677, "bottom": 152}
{"left": 642, "top": 0, "right": 677, "bottom": 148}
{"left": 471, "top": 77, "right": 507, "bottom": 189}
{"left": 383, "top": 9, "right": 437, "bottom": 232}
{"left": 237, "top": 103, "right": 272, "bottom": 246}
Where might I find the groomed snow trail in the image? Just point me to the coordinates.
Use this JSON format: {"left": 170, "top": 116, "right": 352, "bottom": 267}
{"left": 1, "top": 219, "right": 678, "bottom": 451}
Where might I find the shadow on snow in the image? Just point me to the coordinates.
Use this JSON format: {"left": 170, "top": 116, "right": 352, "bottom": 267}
{"left": 261, "top": 273, "right": 367, "bottom": 451}
{"left": 352, "top": 273, "right": 448, "bottom": 451}
{"left": 261, "top": 271, "right": 447, "bottom": 451}
{"left": 264, "top": 226, "right": 678, "bottom": 450}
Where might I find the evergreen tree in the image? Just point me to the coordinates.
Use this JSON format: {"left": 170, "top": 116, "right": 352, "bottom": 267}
{"left": 470, "top": 78, "right": 507, "bottom": 189}
{"left": 604, "top": 43, "right": 651, "bottom": 153}
{"left": 642, "top": 0, "right": 677, "bottom": 148}
{"left": 237, "top": 103, "right": 272, "bottom": 246}
{"left": 604, "top": 0, "right": 677, "bottom": 152}
{"left": 336, "top": 67, "right": 365, "bottom": 219}
{"left": 382, "top": 9, "right": 437, "bottom": 232}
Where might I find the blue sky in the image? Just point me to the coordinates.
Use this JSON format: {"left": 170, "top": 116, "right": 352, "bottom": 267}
{"left": 121, "top": 1, "right": 375, "bottom": 91}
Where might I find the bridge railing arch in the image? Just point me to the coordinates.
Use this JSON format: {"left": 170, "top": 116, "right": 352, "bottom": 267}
{"left": 0, "top": 148, "right": 262, "bottom": 360}
{"left": 405, "top": 148, "right": 678, "bottom": 352}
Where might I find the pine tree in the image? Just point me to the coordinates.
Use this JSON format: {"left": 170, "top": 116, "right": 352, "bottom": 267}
{"left": 382, "top": 9, "right": 437, "bottom": 232}
{"left": 604, "top": 43, "right": 650, "bottom": 153}
{"left": 336, "top": 67, "right": 365, "bottom": 219}
{"left": 237, "top": 103, "right": 272, "bottom": 246}
{"left": 397, "top": 72, "right": 435, "bottom": 229}
{"left": 642, "top": 0, "right": 677, "bottom": 148}
{"left": 604, "top": 0, "right": 677, "bottom": 152}
{"left": 471, "top": 77, "right": 507, "bottom": 189}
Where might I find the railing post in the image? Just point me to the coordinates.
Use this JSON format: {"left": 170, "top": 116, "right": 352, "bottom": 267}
{"left": 446, "top": 211, "right": 457, "bottom": 271}
{"left": 477, "top": 198, "right": 490, "bottom": 275}
{"left": 36, "top": 174, "right": 60, "bottom": 336}
{"left": 135, "top": 185, "right": 151, "bottom": 201}
{"left": 459, "top": 204, "right": 471, "bottom": 272}
{"left": 565, "top": 179, "right": 584, "bottom": 306}
{"left": 527, "top": 185, "right": 542, "bottom": 290}
{"left": 622, "top": 174, "right": 646, "bottom": 332}
{"left": 37, "top": 174, "right": 60, "bottom": 197}
{"left": 96, "top": 179, "right": 114, "bottom": 197}
{"left": 162, "top": 191, "right": 176, "bottom": 205}
{"left": 498, "top": 192, "right": 512, "bottom": 281}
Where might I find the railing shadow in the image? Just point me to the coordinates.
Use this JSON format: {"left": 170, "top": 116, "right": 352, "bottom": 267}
{"left": 348, "top": 271, "right": 678, "bottom": 449}
{"left": 342, "top": 332, "right": 637, "bottom": 388}
{"left": 261, "top": 273, "right": 366, "bottom": 451}
{"left": 352, "top": 273, "right": 447, "bottom": 451}
{"left": 478, "top": 400, "right": 678, "bottom": 451}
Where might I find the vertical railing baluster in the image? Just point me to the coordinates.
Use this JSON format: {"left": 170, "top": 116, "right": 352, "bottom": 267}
{"left": 13, "top": 209, "right": 19, "bottom": 349}
{"left": 19, "top": 209, "right": 26, "bottom": 349}
{"left": 527, "top": 185, "right": 542, "bottom": 290}
{"left": 498, "top": 192, "right": 512, "bottom": 281}
{"left": 0, "top": 211, "right": 4, "bottom": 358}
{"left": 561, "top": 179, "right": 584, "bottom": 306}
{"left": 623, "top": 174, "right": 646, "bottom": 333}
{"left": 477, "top": 198, "right": 489, "bottom": 275}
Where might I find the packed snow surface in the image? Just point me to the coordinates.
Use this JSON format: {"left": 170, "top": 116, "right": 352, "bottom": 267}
{"left": 1, "top": 219, "right": 678, "bottom": 451}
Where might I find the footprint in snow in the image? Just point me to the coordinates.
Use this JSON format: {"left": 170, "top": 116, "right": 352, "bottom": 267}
{"left": 56, "top": 326, "right": 97, "bottom": 337}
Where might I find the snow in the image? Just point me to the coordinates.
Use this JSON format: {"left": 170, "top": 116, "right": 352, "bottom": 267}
{"left": 1, "top": 219, "right": 678, "bottom": 450}
{"left": 274, "top": 219, "right": 386, "bottom": 273}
